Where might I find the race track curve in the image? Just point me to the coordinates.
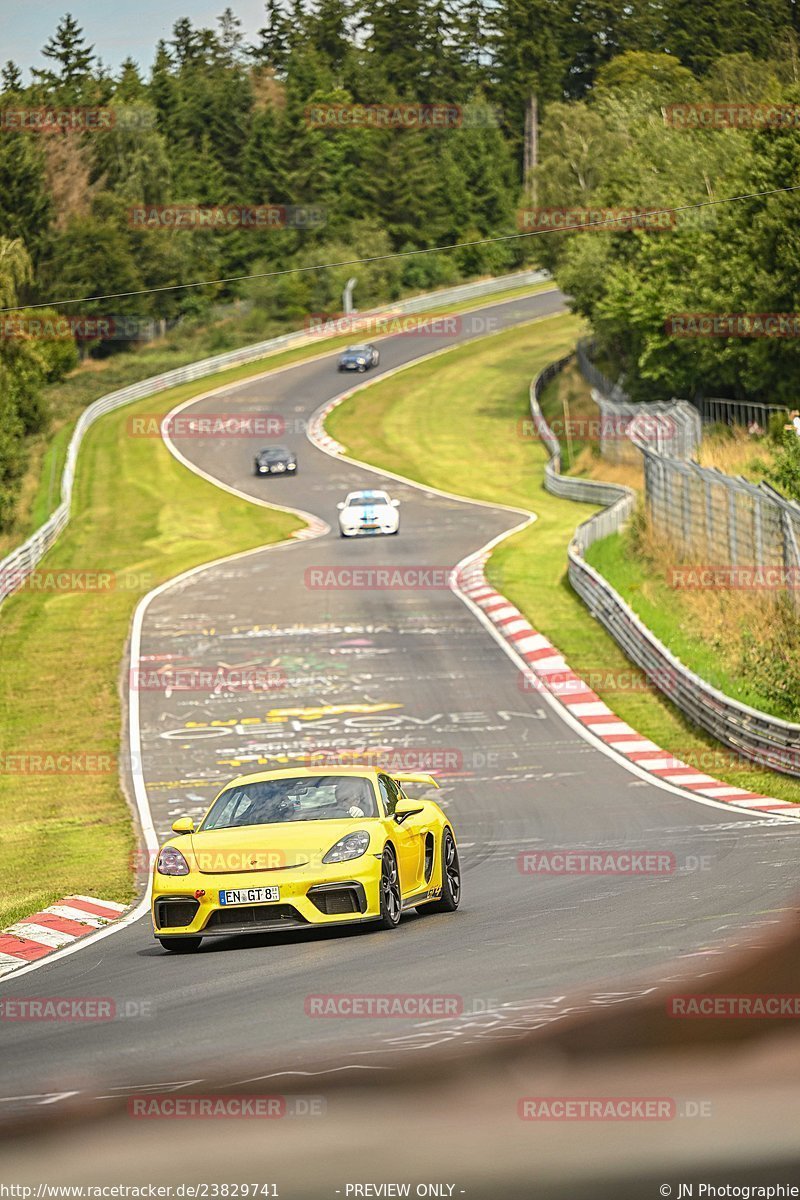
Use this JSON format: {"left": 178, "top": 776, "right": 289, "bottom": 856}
{"left": 1, "top": 288, "right": 797, "bottom": 1124}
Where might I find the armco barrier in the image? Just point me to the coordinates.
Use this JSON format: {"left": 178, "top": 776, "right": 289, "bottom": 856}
{"left": 531, "top": 354, "right": 800, "bottom": 780}
{"left": 0, "top": 268, "right": 548, "bottom": 609}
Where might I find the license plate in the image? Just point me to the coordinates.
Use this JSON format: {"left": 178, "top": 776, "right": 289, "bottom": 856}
{"left": 219, "top": 887, "right": 280, "bottom": 906}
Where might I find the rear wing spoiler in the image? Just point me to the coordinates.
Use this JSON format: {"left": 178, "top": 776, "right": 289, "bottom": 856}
{"left": 393, "top": 772, "right": 440, "bottom": 789}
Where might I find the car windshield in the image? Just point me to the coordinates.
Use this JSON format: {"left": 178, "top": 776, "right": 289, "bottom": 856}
{"left": 345, "top": 346, "right": 369, "bottom": 353}
{"left": 347, "top": 492, "right": 390, "bottom": 507}
{"left": 200, "top": 775, "right": 377, "bottom": 830}
{"left": 259, "top": 446, "right": 290, "bottom": 456}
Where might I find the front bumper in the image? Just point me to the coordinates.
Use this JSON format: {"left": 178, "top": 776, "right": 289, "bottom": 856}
{"left": 152, "top": 859, "right": 382, "bottom": 939}
{"left": 340, "top": 525, "right": 396, "bottom": 537}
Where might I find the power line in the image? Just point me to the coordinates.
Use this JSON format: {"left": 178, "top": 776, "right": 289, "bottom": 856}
{"left": 2, "top": 183, "right": 799, "bottom": 313}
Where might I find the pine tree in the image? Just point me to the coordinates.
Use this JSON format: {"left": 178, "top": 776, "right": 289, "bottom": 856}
{"left": 0, "top": 136, "right": 52, "bottom": 258}
{"left": 489, "top": 0, "right": 570, "bottom": 150}
{"left": 362, "top": 0, "right": 437, "bottom": 97}
{"left": 254, "top": 0, "right": 295, "bottom": 74}
{"left": 32, "top": 13, "right": 97, "bottom": 100}
{"left": 1, "top": 61, "right": 23, "bottom": 93}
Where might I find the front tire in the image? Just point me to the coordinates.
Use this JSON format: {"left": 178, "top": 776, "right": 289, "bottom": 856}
{"left": 158, "top": 937, "right": 202, "bottom": 953}
{"left": 419, "top": 830, "right": 461, "bottom": 914}
{"left": 374, "top": 847, "right": 402, "bottom": 930}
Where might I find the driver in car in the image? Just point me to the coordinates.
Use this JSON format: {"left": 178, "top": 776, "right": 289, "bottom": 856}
{"left": 333, "top": 777, "right": 372, "bottom": 818}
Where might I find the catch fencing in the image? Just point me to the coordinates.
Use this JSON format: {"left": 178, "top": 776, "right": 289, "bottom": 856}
{"left": 576, "top": 339, "right": 800, "bottom": 609}
{"left": 531, "top": 350, "right": 800, "bottom": 780}
{"left": 0, "top": 268, "right": 548, "bottom": 610}
{"left": 575, "top": 339, "right": 701, "bottom": 464}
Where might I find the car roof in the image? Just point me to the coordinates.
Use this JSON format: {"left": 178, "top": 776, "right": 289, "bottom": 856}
{"left": 258, "top": 445, "right": 291, "bottom": 454}
{"left": 344, "top": 344, "right": 371, "bottom": 351}
{"left": 347, "top": 489, "right": 389, "bottom": 501}
{"left": 222, "top": 765, "right": 384, "bottom": 789}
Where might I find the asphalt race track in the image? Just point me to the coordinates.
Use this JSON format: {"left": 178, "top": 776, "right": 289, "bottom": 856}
{"left": 1, "top": 288, "right": 797, "bottom": 1123}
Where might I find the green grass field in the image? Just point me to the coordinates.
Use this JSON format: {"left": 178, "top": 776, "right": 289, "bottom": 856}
{"left": 327, "top": 313, "right": 800, "bottom": 807}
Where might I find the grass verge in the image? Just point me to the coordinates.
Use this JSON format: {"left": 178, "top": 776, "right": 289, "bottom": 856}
{"left": 326, "top": 314, "right": 799, "bottom": 806}
{"left": 541, "top": 359, "right": 798, "bottom": 723}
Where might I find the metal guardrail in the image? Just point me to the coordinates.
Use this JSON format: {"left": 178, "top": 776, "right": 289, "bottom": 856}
{"left": 700, "top": 396, "right": 785, "bottom": 429}
{"left": 531, "top": 353, "right": 800, "bottom": 780}
{"left": 0, "top": 268, "right": 549, "bottom": 610}
{"left": 530, "top": 353, "right": 634, "bottom": 511}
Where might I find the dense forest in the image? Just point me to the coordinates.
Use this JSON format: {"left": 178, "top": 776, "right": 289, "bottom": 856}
{"left": 2, "top": 0, "right": 800, "bottom": 525}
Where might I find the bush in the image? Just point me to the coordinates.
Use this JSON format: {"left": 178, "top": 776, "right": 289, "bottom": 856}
{"left": 766, "top": 429, "right": 800, "bottom": 503}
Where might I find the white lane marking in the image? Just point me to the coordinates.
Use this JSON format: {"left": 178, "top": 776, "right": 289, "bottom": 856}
{"left": 698, "top": 786, "right": 754, "bottom": 798}
{"left": 605, "top": 739, "right": 661, "bottom": 753}
{"left": 729, "top": 801, "right": 791, "bottom": 811}
{"left": 515, "top": 634, "right": 551, "bottom": 652}
{"left": 525, "top": 655, "right": 565, "bottom": 671}
{"left": 566, "top": 701, "right": 613, "bottom": 717}
{"left": 44, "top": 906, "right": 109, "bottom": 927}
{"left": 634, "top": 757, "right": 684, "bottom": 771}
{"left": 0, "top": 953, "right": 30, "bottom": 976}
{"left": 4, "top": 924, "right": 74, "bottom": 949}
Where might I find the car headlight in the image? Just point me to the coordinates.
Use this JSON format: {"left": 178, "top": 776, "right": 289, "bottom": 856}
{"left": 322, "top": 830, "right": 370, "bottom": 864}
{"left": 157, "top": 845, "right": 190, "bottom": 876}
{"left": 356, "top": 358, "right": 366, "bottom": 365}
{"left": 288, "top": 463, "right": 296, "bottom": 470}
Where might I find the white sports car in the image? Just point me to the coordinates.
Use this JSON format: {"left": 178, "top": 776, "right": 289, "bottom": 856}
{"left": 337, "top": 489, "right": 400, "bottom": 537}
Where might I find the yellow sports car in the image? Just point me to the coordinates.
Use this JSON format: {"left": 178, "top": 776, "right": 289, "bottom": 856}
{"left": 151, "top": 766, "right": 461, "bottom": 952}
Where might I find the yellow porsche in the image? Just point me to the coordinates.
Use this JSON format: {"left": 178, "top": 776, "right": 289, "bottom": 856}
{"left": 151, "top": 766, "right": 461, "bottom": 952}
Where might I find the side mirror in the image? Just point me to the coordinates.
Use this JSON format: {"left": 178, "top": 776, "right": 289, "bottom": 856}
{"left": 336, "top": 502, "right": 345, "bottom": 510}
{"left": 391, "top": 499, "right": 400, "bottom": 508}
{"left": 171, "top": 816, "right": 195, "bottom": 834}
{"left": 394, "top": 801, "right": 424, "bottom": 825}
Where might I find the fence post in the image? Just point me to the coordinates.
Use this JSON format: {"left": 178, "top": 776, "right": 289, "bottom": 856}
{"left": 704, "top": 478, "right": 714, "bottom": 559}
{"left": 781, "top": 508, "right": 800, "bottom": 614}
{"left": 754, "top": 495, "right": 763, "bottom": 570}
{"left": 682, "top": 467, "right": 691, "bottom": 548}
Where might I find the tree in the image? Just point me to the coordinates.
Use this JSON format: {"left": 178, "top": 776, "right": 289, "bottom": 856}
{"left": 489, "top": 0, "right": 570, "bottom": 165}
{"left": 662, "top": 0, "right": 794, "bottom": 75}
{"left": 90, "top": 103, "right": 172, "bottom": 204}
{"left": 1, "top": 61, "right": 23, "bottom": 93}
{"left": 0, "top": 239, "right": 49, "bottom": 527}
{"left": 362, "top": 0, "right": 439, "bottom": 96}
{"left": 254, "top": 0, "right": 294, "bottom": 75}
{"left": 32, "top": 13, "right": 97, "bottom": 100}
{"left": 593, "top": 50, "right": 702, "bottom": 103}
{"left": 0, "top": 134, "right": 52, "bottom": 258}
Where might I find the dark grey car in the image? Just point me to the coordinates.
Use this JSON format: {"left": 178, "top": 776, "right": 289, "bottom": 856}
{"left": 338, "top": 344, "right": 380, "bottom": 372}
{"left": 254, "top": 445, "right": 297, "bottom": 476}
